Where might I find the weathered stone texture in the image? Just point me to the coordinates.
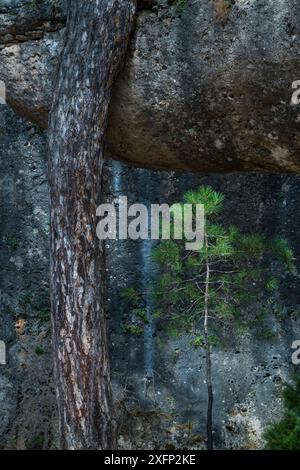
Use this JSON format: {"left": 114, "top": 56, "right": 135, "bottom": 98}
{"left": 1, "top": 1, "right": 300, "bottom": 171}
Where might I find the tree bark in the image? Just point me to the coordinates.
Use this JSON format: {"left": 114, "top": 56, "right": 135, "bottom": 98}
{"left": 48, "top": 0, "right": 136, "bottom": 450}
{"left": 204, "top": 229, "right": 213, "bottom": 450}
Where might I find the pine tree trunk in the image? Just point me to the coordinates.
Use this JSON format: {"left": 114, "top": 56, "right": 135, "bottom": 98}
{"left": 48, "top": 1, "right": 136, "bottom": 450}
{"left": 204, "top": 230, "right": 214, "bottom": 450}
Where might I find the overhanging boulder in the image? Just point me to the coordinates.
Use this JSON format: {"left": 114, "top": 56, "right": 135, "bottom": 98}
{"left": 0, "top": 0, "right": 300, "bottom": 172}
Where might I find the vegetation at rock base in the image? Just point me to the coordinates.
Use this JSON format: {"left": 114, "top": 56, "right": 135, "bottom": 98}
{"left": 121, "top": 287, "right": 149, "bottom": 335}
{"left": 264, "top": 375, "right": 300, "bottom": 450}
{"left": 175, "top": 0, "right": 188, "bottom": 13}
{"left": 7, "top": 236, "right": 18, "bottom": 250}
{"left": 35, "top": 347, "right": 45, "bottom": 356}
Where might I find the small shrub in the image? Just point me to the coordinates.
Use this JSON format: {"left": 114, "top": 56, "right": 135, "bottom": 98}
{"left": 18, "top": 291, "right": 33, "bottom": 307}
{"left": 7, "top": 237, "right": 18, "bottom": 250}
{"left": 122, "top": 324, "right": 143, "bottom": 336}
{"left": 35, "top": 347, "right": 44, "bottom": 356}
{"left": 39, "top": 308, "right": 51, "bottom": 322}
{"left": 264, "top": 375, "right": 300, "bottom": 450}
{"left": 175, "top": 0, "right": 188, "bottom": 13}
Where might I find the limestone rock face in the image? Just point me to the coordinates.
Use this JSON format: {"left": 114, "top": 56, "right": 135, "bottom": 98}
{"left": 1, "top": 0, "right": 300, "bottom": 172}
{"left": 1, "top": 104, "right": 300, "bottom": 449}
{"left": 0, "top": 0, "right": 64, "bottom": 126}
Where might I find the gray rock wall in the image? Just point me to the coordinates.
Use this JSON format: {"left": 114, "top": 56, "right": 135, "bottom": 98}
{"left": 0, "top": 105, "right": 300, "bottom": 449}
{"left": 0, "top": 105, "right": 56, "bottom": 449}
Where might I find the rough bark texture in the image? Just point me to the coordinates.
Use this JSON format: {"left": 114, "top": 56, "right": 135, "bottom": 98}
{"left": 48, "top": 0, "right": 136, "bottom": 450}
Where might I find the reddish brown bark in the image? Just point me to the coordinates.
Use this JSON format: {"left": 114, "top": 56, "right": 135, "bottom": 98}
{"left": 48, "top": 1, "right": 136, "bottom": 449}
